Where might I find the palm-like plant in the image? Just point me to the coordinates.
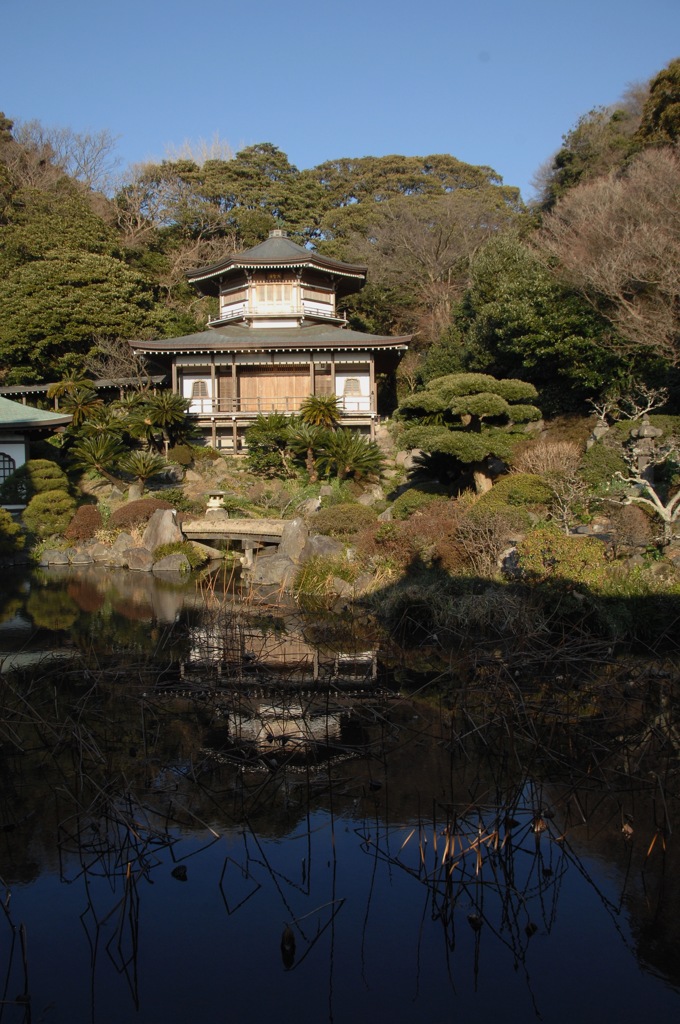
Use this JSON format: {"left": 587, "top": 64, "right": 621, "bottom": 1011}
{"left": 78, "top": 404, "right": 125, "bottom": 440}
{"left": 69, "top": 435, "right": 126, "bottom": 486}
{"left": 317, "top": 429, "right": 384, "bottom": 481}
{"left": 118, "top": 450, "right": 167, "bottom": 496}
{"left": 299, "top": 394, "right": 341, "bottom": 430}
{"left": 286, "top": 422, "right": 329, "bottom": 482}
{"left": 61, "top": 386, "right": 103, "bottom": 427}
{"left": 144, "top": 391, "right": 194, "bottom": 446}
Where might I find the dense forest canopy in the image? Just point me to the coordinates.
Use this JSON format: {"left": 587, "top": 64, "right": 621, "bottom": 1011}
{"left": 0, "top": 55, "right": 678, "bottom": 411}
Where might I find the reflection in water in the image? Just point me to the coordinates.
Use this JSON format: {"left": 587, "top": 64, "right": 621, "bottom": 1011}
{"left": 0, "top": 568, "right": 679, "bottom": 1022}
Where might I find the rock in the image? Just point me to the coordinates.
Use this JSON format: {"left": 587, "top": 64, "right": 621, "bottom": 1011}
{"left": 40, "top": 548, "right": 69, "bottom": 566}
{"left": 247, "top": 553, "right": 297, "bottom": 587}
{"left": 112, "top": 532, "right": 135, "bottom": 551}
{"left": 319, "top": 484, "right": 334, "bottom": 498}
{"left": 377, "top": 507, "right": 393, "bottom": 522}
{"left": 298, "top": 497, "right": 322, "bottom": 516}
{"left": 353, "top": 572, "right": 374, "bottom": 596}
{"left": 153, "top": 553, "right": 191, "bottom": 573}
{"left": 331, "top": 577, "right": 354, "bottom": 598}
{"left": 304, "top": 534, "right": 345, "bottom": 560}
{"left": 160, "top": 465, "right": 185, "bottom": 483}
{"left": 190, "top": 541, "right": 225, "bottom": 560}
{"left": 357, "top": 485, "right": 385, "bottom": 506}
{"left": 68, "top": 548, "right": 93, "bottom": 565}
{"left": 142, "top": 509, "right": 183, "bottom": 550}
{"left": 106, "top": 551, "right": 130, "bottom": 568}
{"left": 90, "top": 542, "right": 112, "bottom": 563}
{"left": 125, "top": 548, "right": 154, "bottom": 571}
{"left": 279, "top": 518, "right": 309, "bottom": 564}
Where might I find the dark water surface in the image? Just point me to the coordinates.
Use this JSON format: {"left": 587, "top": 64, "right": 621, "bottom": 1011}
{"left": 1, "top": 567, "right": 679, "bottom": 1023}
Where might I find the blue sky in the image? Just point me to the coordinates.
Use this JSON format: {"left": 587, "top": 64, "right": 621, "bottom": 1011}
{"left": 2, "top": 0, "right": 678, "bottom": 201}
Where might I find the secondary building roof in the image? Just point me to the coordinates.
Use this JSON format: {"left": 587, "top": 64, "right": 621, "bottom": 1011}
{"left": 0, "top": 396, "right": 71, "bottom": 429}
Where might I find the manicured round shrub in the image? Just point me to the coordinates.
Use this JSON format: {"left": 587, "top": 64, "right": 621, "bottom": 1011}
{"left": 312, "top": 502, "right": 378, "bottom": 537}
{"left": 65, "top": 504, "right": 104, "bottom": 541}
{"left": 109, "top": 497, "right": 173, "bottom": 529}
{"left": 480, "top": 473, "right": 553, "bottom": 508}
{"left": 516, "top": 524, "right": 608, "bottom": 587}
{"left": 22, "top": 489, "right": 77, "bottom": 538}
{"left": 0, "top": 458, "right": 69, "bottom": 503}
{"left": 156, "top": 487, "right": 207, "bottom": 515}
{"left": 167, "top": 445, "right": 193, "bottom": 466}
{"left": 390, "top": 487, "right": 449, "bottom": 520}
{"left": 0, "top": 508, "right": 25, "bottom": 555}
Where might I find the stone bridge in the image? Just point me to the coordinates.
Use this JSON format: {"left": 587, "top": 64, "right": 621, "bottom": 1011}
{"left": 182, "top": 517, "right": 286, "bottom": 566}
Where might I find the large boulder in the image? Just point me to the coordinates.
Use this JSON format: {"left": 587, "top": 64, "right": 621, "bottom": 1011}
{"left": 153, "top": 553, "right": 191, "bottom": 573}
{"left": 125, "top": 548, "right": 154, "bottom": 572}
{"left": 142, "top": 509, "right": 183, "bottom": 550}
{"left": 304, "top": 534, "right": 345, "bottom": 560}
{"left": 39, "top": 549, "right": 69, "bottom": 566}
{"left": 247, "top": 553, "right": 297, "bottom": 587}
{"left": 279, "top": 518, "right": 309, "bottom": 564}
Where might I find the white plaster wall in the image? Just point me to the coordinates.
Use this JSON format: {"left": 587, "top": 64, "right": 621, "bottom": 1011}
{"left": 182, "top": 376, "right": 213, "bottom": 414}
{"left": 336, "top": 372, "right": 370, "bottom": 412}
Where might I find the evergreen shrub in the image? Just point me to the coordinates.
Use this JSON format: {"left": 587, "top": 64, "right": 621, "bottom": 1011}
{"left": 0, "top": 508, "right": 25, "bottom": 555}
{"left": 312, "top": 503, "right": 378, "bottom": 537}
{"left": 390, "top": 487, "right": 449, "bottom": 520}
{"left": 22, "top": 489, "right": 77, "bottom": 538}
{"left": 191, "top": 445, "right": 220, "bottom": 462}
{"left": 516, "top": 524, "right": 608, "bottom": 587}
{"left": 0, "top": 458, "right": 70, "bottom": 504}
{"left": 167, "top": 445, "right": 193, "bottom": 466}
{"left": 579, "top": 443, "right": 628, "bottom": 490}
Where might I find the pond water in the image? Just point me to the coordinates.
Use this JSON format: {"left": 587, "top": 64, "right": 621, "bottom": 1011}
{"left": 1, "top": 567, "right": 680, "bottom": 1023}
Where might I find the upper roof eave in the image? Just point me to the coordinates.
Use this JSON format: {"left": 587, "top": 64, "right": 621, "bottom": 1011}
{"left": 187, "top": 252, "right": 368, "bottom": 284}
{"left": 129, "top": 325, "right": 411, "bottom": 355}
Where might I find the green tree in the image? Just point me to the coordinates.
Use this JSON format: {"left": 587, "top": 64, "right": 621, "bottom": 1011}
{"left": 245, "top": 413, "right": 295, "bottom": 476}
{"left": 451, "top": 234, "right": 630, "bottom": 411}
{"left": 635, "top": 57, "right": 680, "bottom": 147}
{"left": 397, "top": 372, "right": 541, "bottom": 491}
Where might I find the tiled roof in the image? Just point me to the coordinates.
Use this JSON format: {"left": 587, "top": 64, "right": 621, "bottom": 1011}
{"left": 0, "top": 396, "right": 71, "bottom": 429}
{"left": 187, "top": 233, "right": 367, "bottom": 286}
{"left": 130, "top": 324, "right": 410, "bottom": 354}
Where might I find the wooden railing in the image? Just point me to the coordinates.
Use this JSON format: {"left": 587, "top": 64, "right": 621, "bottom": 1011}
{"left": 189, "top": 395, "right": 372, "bottom": 415}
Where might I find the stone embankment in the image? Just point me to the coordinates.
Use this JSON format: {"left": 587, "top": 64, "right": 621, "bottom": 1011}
{"left": 40, "top": 509, "right": 197, "bottom": 574}
{"left": 37, "top": 508, "right": 376, "bottom": 601}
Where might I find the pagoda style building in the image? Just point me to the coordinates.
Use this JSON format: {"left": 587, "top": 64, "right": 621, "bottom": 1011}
{"left": 129, "top": 231, "right": 410, "bottom": 451}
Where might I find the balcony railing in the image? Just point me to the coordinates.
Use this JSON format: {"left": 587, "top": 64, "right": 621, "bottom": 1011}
{"left": 189, "top": 395, "right": 372, "bottom": 415}
{"left": 207, "top": 301, "right": 347, "bottom": 326}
